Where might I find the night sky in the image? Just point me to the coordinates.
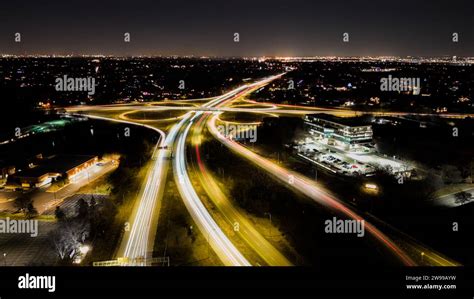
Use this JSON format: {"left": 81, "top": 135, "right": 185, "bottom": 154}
{"left": 1, "top": 0, "right": 473, "bottom": 57}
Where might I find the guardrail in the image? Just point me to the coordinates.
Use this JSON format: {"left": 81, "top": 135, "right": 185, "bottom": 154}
{"left": 93, "top": 256, "right": 170, "bottom": 267}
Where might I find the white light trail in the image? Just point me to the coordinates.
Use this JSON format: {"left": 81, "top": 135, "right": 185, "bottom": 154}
{"left": 173, "top": 112, "right": 250, "bottom": 266}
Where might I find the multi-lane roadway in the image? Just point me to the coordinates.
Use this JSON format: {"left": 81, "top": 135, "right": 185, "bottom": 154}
{"left": 66, "top": 74, "right": 462, "bottom": 267}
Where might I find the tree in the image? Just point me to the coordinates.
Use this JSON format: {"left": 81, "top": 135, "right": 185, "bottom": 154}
{"left": 14, "top": 196, "right": 31, "bottom": 214}
{"left": 50, "top": 219, "right": 90, "bottom": 263}
{"left": 25, "top": 203, "right": 38, "bottom": 219}
{"left": 90, "top": 196, "right": 97, "bottom": 207}
{"left": 77, "top": 198, "right": 89, "bottom": 219}
{"left": 89, "top": 196, "right": 97, "bottom": 216}
{"left": 55, "top": 206, "right": 66, "bottom": 221}
{"left": 454, "top": 191, "right": 472, "bottom": 205}
{"left": 442, "top": 165, "right": 463, "bottom": 184}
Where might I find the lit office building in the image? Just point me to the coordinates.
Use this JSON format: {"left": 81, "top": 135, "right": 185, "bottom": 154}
{"left": 304, "top": 114, "right": 373, "bottom": 152}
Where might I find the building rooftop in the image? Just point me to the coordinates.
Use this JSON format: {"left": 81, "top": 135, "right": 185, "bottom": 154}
{"left": 14, "top": 155, "right": 97, "bottom": 179}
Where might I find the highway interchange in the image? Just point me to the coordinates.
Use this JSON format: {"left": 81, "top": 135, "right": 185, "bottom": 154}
{"left": 65, "top": 75, "right": 464, "bottom": 267}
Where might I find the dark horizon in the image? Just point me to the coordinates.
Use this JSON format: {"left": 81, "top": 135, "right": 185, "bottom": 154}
{"left": 1, "top": 0, "right": 473, "bottom": 57}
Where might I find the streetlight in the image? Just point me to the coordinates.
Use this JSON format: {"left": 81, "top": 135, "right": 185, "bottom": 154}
{"left": 3, "top": 253, "right": 6, "bottom": 266}
{"left": 421, "top": 252, "right": 425, "bottom": 263}
{"left": 79, "top": 245, "right": 90, "bottom": 255}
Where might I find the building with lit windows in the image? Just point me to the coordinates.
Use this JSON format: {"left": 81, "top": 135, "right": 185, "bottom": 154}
{"left": 304, "top": 114, "right": 373, "bottom": 152}
{"left": 12, "top": 155, "right": 98, "bottom": 188}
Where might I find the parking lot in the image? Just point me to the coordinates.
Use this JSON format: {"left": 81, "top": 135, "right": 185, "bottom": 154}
{"left": 297, "top": 138, "right": 413, "bottom": 177}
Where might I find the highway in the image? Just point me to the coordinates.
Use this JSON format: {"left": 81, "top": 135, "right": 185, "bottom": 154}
{"left": 171, "top": 75, "right": 286, "bottom": 266}
{"left": 67, "top": 84, "right": 276, "bottom": 266}
{"left": 74, "top": 114, "right": 169, "bottom": 264}
{"left": 207, "top": 107, "right": 463, "bottom": 266}
{"left": 190, "top": 96, "right": 292, "bottom": 266}
{"left": 207, "top": 113, "right": 418, "bottom": 266}
{"left": 68, "top": 102, "right": 474, "bottom": 120}
{"left": 63, "top": 73, "right": 464, "bottom": 267}
{"left": 174, "top": 114, "right": 250, "bottom": 266}
{"left": 172, "top": 88, "right": 257, "bottom": 266}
